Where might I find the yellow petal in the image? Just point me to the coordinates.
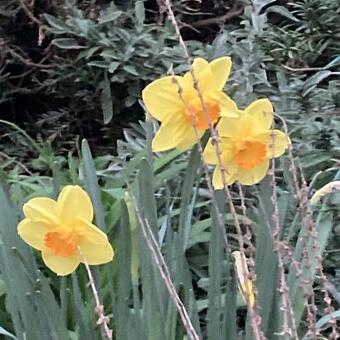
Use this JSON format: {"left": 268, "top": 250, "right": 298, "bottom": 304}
{"left": 57, "top": 185, "right": 93, "bottom": 223}
{"left": 244, "top": 99, "right": 274, "bottom": 134}
{"left": 18, "top": 218, "right": 48, "bottom": 250}
{"left": 212, "top": 165, "right": 237, "bottom": 189}
{"left": 23, "top": 197, "right": 60, "bottom": 225}
{"left": 237, "top": 159, "right": 270, "bottom": 185}
{"left": 42, "top": 249, "right": 80, "bottom": 276}
{"left": 182, "top": 58, "right": 212, "bottom": 93}
{"left": 203, "top": 138, "right": 219, "bottom": 164}
{"left": 80, "top": 238, "right": 113, "bottom": 265}
{"left": 209, "top": 56, "right": 232, "bottom": 90}
{"left": 255, "top": 130, "right": 290, "bottom": 158}
{"left": 216, "top": 116, "right": 241, "bottom": 138}
{"left": 142, "top": 76, "right": 184, "bottom": 121}
{"left": 207, "top": 91, "right": 239, "bottom": 118}
{"left": 152, "top": 115, "right": 200, "bottom": 152}
{"left": 176, "top": 126, "right": 204, "bottom": 151}
{"left": 74, "top": 218, "right": 114, "bottom": 265}
{"left": 203, "top": 138, "right": 234, "bottom": 165}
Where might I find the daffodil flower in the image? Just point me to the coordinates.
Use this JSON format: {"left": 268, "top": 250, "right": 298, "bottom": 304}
{"left": 18, "top": 185, "right": 114, "bottom": 276}
{"left": 204, "top": 99, "right": 290, "bottom": 187}
{"left": 142, "top": 57, "right": 239, "bottom": 152}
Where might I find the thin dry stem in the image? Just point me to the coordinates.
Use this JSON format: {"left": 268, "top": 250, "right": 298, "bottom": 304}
{"left": 274, "top": 113, "right": 318, "bottom": 337}
{"left": 128, "top": 190, "right": 200, "bottom": 340}
{"left": 269, "top": 134, "right": 298, "bottom": 338}
{"left": 80, "top": 251, "right": 113, "bottom": 340}
{"left": 298, "top": 166, "right": 339, "bottom": 339}
{"left": 164, "top": 1, "right": 265, "bottom": 338}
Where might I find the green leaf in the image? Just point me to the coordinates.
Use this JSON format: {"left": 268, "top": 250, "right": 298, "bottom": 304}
{"left": 324, "top": 56, "right": 340, "bottom": 69}
{"left": 0, "top": 327, "right": 17, "bottom": 340}
{"left": 44, "top": 14, "right": 69, "bottom": 32}
{"left": 81, "top": 139, "right": 106, "bottom": 231}
{"left": 265, "top": 5, "right": 299, "bottom": 22}
{"left": 138, "top": 158, "right": 158, "bottom": 237}
{"left": 178, "top": 145, "right": 201, "bottom": 252}
{"left": 288, "top": 170, "right": 340, "bottom": 326}
{"left": 315, "top": 310, "right": 340, "bottom": 329}
{"left": 0, "top": 276, "right": 6, "bottom": 297}
{"left": 108, "top": 61, "right": 120, "bottom": 74}
{"left": 135, "top": 1, "right": 145, "bottom": 26}
{"left": 114, "top": 201, "right": 132, "bottom": 339}
{"left": 71, "top": 273, "right": 96, "bottom": 339}
{"left": 87, "top": 61, "right": 109, "bottom": 69}
{"left": 98, "top": 10, "right": 122, "bottom": 24}
{"left": 253, "top": 178, "right": 280, "bottom": 337}
{"left": 208, "top": 191, "right": 230, "bottom": 339}
{"left": 0, "top": 183, "right": 70, "bottom": 340}
{"left": 123, "top": 65, "right": 139, "bottom": 76}
{"left": 100, "top": 72, "right": 114, "bottom": 124}
{"left": 302, "top": 71, "right": 333, "bottom": 97}
{"left": 52, "top": 38, "right": 85, "bottom": 49}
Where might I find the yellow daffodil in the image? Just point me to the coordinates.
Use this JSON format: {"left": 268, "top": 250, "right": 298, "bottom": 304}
{"left": 142, "top": 57, "right": 239, "bottom": 152}
{"left": 204, "top": 99, "right": 290, "bottom": 187}
{"left": 18, "top": 185, "right": 114, "bottom": 276}
{"left": 232, "top": 251, "right": 255, "bottom": 307}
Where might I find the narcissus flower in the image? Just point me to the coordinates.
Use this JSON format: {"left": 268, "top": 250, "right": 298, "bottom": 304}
{"left": 204, "top": 99, "right": 290, "bottom": 187}
{"left": 18, "top": 185, "right": 114, "bottom": 276}
{"left": 142, "top": 57, "right": 239, "bottom": 152}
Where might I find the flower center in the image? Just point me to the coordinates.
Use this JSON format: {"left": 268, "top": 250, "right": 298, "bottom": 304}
{"left": 234, "top": 140, "right": 267, "bottom": 170}
{"left": 44, "top": 226, "right": 79, "bottom": 257}
{"left": 185, "top": 101, "right": 220, "bottom": 130}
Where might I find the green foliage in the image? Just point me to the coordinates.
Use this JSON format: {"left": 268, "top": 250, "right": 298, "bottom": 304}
{"left": 262, "top": 0, "right": 340, "bottom": 66}
{"left": 0, "top": 129, "right": 339, "bottom": 339}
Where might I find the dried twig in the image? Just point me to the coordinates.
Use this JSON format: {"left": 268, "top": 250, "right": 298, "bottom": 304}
{"left": 128, "top": 191, "right": 200, "bottom": 340}
{"left": 163, "top": 1, "right": 265, "bottom": 338}
{"left": 80, "top": 251, "right": 113, "bottom": 340}
{"left": 192, "top": 6, "right": 244, "bottom": 28}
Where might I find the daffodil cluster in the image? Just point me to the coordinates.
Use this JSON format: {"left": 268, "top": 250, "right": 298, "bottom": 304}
{"left": 142, "top": 57, "right": 290, "bottom": 187}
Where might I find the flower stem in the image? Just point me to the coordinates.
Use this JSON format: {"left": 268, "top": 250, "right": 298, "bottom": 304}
{"left": 82, "top": 255, "right": 113, "bottom": 340}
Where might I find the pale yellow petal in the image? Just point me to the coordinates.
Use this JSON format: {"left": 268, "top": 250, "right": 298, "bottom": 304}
{"left": 142, "top": 76, "right": 184, "bottom": 121}
{"left": 255, "top": 130, "right": 290, "bottom": 158}
{"left": 204, "top": 138, "right": 234, "bottom": 165}
{"left": 80, "top": 238, "right": 113, "bottom": 265}
{"left": 73, "top": 218, "right": 107, "bottom": 239}
{"left": 216, "top": 116, "right": 241, "bottom": 138}
{"left": 23, "top": 197, "right": 60, "bottom": 225}
{"left": 176, "top": 126, "right": 204, "bottom": 151}
{"left": 152, "top": 115, "right": 200, "bottom": 152}
{"left": 18, "top": 218, "right": 48, "bottom": 250}
{"left": 237, "top": 159, "right": 270, "bottom": 185}
{"left": 244, "top": 99, "right": 274, "bottom": 134}
{"left": 182, "top": 58, "right": 212, "bottom": 92}
{"left": 57, "top": 185, "right": 93, "bottom": 223}
{"left": 209, "top": 56, "right": 232, "bottom": 90}
{"left": 73, "top": 218, "right": 114, "bottom": 265}
{"left": 203, "top": 138, "right": 219, "bottom": 164}
{"left": 212, "top": 165, "right": 237, "bottom": 189}
{"left": 42, "top": 249, "right": 80, "bottom": 276}
{"left": 207, "top": 91, "right": 239, "bottom": 118}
